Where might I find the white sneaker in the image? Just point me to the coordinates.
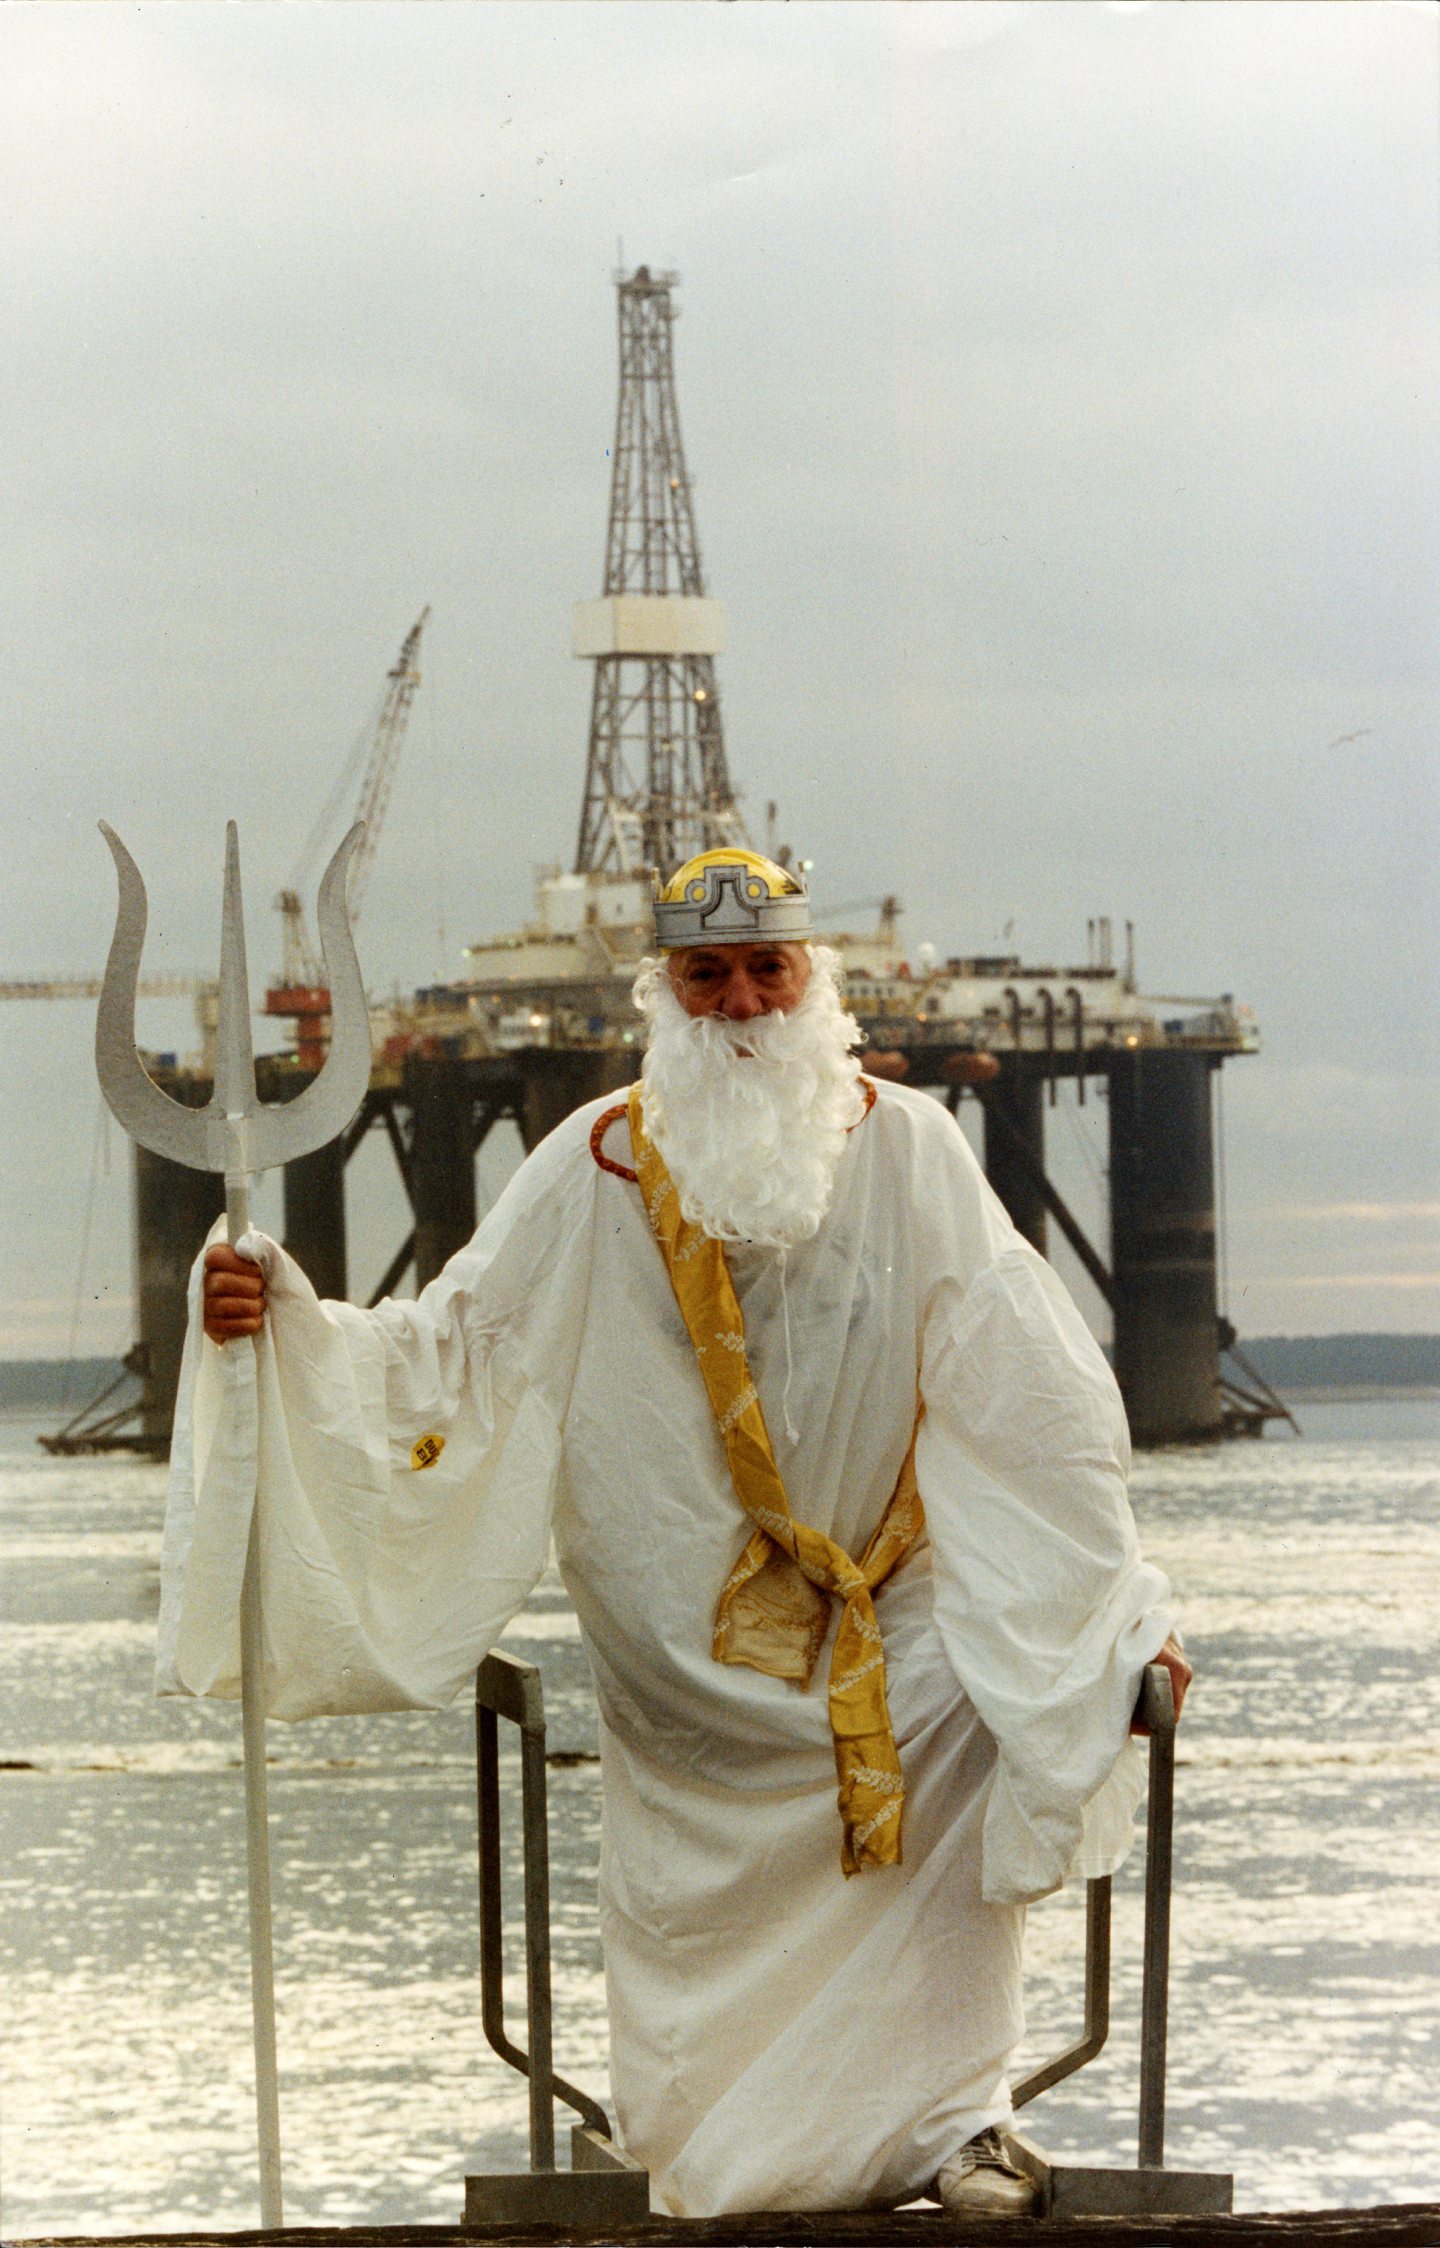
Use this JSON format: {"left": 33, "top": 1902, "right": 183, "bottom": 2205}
{"left": 935, "top": 2128, "right": 1037, "bottom": 2218}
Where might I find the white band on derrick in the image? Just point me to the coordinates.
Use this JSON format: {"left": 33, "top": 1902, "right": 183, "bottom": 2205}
{"left": 573, "top": 595, "right": 726, "bottom": 659}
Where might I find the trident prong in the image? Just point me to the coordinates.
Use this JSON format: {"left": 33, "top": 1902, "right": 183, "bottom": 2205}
{"left": 96, "top": 818, "right": 371, "bottom": 1177}
{"left": 93, "top": 815, "right": 372, "bottom": 2232}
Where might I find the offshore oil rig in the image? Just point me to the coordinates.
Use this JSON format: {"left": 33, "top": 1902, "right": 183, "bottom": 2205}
{"left": 51, "top": 265, "right": 1281, "bottom": 1457}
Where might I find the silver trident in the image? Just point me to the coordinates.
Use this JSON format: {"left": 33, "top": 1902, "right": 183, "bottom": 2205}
{"left": 96, "top": 818, "right": 372, "bottom": 2229}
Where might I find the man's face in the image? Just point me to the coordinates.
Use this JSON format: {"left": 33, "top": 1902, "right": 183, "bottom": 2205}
{"left": 667, "top": 941, "right": 813, "bottom": 1022}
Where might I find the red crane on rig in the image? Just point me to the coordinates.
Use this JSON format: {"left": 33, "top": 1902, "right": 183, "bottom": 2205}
{"left": 265, "top": 607, "right": 429, "bottom": 1068}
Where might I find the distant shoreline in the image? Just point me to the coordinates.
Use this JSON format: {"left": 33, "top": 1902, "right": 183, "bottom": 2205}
{"left": 11, "top": 1387, "right": 1436, "bottom": 1418}
{"left": 1279, "top": 1384, "right": 1440, "bottom": 1404}
{"left": 4, "top": 1340, "right": 1440, "bottom": 1418}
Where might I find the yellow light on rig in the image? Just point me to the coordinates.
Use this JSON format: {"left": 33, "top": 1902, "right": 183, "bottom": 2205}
{"left": 1124, "top": 1032, "right": 1140, "bottom": 1048}
{"left": 694, "top": 688, "right": 707, "bottom": 703}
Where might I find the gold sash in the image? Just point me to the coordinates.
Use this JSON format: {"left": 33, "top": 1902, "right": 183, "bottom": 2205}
{"left": 627, "top": 1082, "right": 924, "bottom": 1875}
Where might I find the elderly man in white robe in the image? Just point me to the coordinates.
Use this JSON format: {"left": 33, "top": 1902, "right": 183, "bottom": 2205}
{"left": 176, "top": 846, "right": 1190, "bottom": 2222}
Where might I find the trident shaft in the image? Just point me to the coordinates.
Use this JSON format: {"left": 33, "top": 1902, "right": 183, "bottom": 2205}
{"left": 96, "top": 818, "right": 372, "bottom": 2229}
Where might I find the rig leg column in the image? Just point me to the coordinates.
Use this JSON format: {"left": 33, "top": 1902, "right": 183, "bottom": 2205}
{"left": 982, "top": 1066, "right": 1048, "bottom": 1255}
{"left": 519, "top": 1052, "right": 642, "bottom": 1154}
{"left": 282, "top": 1137, "right": 348, "bottom": 1302}
{"left": 408, "top": 1059, "right": 477, "bottom": 1291}
{"left": 133, "top": 1142, "right": 225, "bottom": 1450}
{"left": 1108, "top": 1049, "right": 1224, "bottom": 1444}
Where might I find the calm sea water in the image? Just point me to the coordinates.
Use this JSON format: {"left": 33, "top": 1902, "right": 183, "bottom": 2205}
{"left": 2, "top": 1398, "right": 1438, "bottom": 2234}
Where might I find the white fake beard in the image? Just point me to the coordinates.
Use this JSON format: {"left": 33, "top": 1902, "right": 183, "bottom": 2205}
{"left": 632, "top": 946, "right": 866, "bottom": 1250}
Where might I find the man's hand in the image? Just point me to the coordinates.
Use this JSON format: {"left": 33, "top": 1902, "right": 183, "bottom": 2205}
{"left": 203, "top": 1243, "right": 267, "bottom": 1345}
{"left": 1131, "top": 1633, "right": 1192, "bottom": 1732}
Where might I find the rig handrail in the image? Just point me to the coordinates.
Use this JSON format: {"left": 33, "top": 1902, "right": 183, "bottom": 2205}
{"left": 1012, "top": 1658, "right": 1176, "bottom": 2164}
{"left": 1138, "top": 1660, "right": 1176, "bottom": 2167}
{"left": 474, "top": 1651, "right": 611, "bottom": 2164}
{"left": 1011, "top": 1874, "right": 1112, "bottom": 2107}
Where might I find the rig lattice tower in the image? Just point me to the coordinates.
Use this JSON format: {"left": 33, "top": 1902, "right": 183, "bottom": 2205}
{"left": 573, "top": 265, "right": 746, "bottom": 882}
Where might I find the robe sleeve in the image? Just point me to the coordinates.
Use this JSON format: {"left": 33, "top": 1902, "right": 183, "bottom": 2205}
{"left": 908, "top": 1097, "right": 1174, "bottom": 1906}
{"left": 156, "top": 1118, "right": 599, "bottom": 1722}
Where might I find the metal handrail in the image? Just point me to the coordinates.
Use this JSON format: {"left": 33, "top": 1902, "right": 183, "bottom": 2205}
{"left": 474, "top": 1653, "right": 611, "bottom": 2168}
{"left": 472, "top": 1648, "right": 1213, "bottom": 2223}
{"left": 1138, "top": 1661, "right": 1176, "bottom": 2167}
{"left": 1012, "top": 1658, "right": 1176, "bottom": 2166}
{"left": 1012, "top": 1875, "right": 1112, "bottom": 2107}
{"left": 478, "top": 1651, "right": 1182, "bottom": 2184}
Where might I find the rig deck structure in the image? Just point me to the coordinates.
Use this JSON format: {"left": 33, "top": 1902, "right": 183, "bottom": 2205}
{"left": 80, "top": 915, "right": 1269, "bottom": 1459}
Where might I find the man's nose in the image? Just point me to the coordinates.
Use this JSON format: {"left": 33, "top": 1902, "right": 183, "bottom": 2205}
{"left": 719, "top": 973, "right": 766, "bottom": 1020}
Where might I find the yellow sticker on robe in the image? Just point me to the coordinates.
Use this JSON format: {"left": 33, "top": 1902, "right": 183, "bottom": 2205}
{"left": 410, "top": 1432, "right": 445, "bottom": 1472}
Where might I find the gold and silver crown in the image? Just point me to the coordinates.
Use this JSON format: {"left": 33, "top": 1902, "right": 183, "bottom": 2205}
{"left": 652, "top": 849, "right": 813, "bottom": 950}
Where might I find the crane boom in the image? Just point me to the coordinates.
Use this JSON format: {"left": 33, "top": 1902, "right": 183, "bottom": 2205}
{"left": 267, "top": 608, "right": 429, "bottom": 1064}
{"left": 347, "top": 606, "right": 429, "bottom": 923}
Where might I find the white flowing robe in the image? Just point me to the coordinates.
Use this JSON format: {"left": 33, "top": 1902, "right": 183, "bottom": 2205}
{"left": 158, "top": 1080, "right": 1173, "bottom": 2215}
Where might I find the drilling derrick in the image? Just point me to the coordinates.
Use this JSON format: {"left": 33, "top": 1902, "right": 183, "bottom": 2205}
{"left": 573, "top": 266, "right": 746, "bottom": 882}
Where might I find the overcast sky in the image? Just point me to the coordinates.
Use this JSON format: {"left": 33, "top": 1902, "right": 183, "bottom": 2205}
{"left": 2, "top": 0, "right": 1436, "bottom": 1356}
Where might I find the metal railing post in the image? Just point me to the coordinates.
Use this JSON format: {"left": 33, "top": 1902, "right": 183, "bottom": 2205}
{"left": 519, "top": 1721, "right": 556, "bottom": 2170}
{"left": 466, "top": 1652, "right": 651, "bottom": 2228}
{"left": 472, "top": 1653, "right": 613, "bottom": 2152}
{"left": 1012, "top": 1875, "right": 1111, "bottom": 2108}
{"left": 1002, "top": 1661, "right": 1231, "bottom": 2219}
{"left": 475, "top": 1703, "right": 528, "bottom": 2084}
{"left": 1138, "top": 1661, "right": 1176, "bottom": 2168}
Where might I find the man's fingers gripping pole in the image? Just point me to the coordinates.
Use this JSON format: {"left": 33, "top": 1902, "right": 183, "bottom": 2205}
{"left": 1131, "top": 1634, "right": 1192, "bottom": 1734}
{"left": 204, "top": 1244, "right": 268, "bottom": 1344}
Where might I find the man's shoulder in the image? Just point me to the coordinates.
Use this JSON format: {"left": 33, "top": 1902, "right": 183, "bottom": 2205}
{"left": 864, "top": 1075, "right": 971, "bottom": 1149}
{"left": 858, "top": 1075, "right": 988, "bottom": 1195}
{"left": 519, "top": 1088, "right": 636, "bottom": 1179}
{"left": 459, "top": 1090, "right": 629, "bottom": 1253}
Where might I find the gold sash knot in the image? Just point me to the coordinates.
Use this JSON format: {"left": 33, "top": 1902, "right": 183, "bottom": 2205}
{"left": 627, "top": 1082, "right": 924, "bottom": 1875}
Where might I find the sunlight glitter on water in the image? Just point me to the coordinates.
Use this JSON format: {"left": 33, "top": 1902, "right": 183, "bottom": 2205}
{"left": 1, "top": 1400, "right": 1438, "bottom": 2232}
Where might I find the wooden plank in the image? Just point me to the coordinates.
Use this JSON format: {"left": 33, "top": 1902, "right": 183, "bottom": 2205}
{"left": 17, "top": 2206, "right": 1440, "bottom": 2248}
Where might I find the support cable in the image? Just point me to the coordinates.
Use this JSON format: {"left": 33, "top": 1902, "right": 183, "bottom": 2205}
{"left": 1211, "top": 1066, "right": 1300, "bottom": 1434}
{"left": 426, "top": 641, "right": 452, "bottom": 976}
{"left": 1215, "top": 1064, "right": 1230, "bottom": 1316}
{"left": 59, "top": 1096, "right": 108, "bottom": 1409}
{"left": 980, "top": 1090, "right": 1115, "bottom": 1308}
{"left": 286, "top": 689, "right": 386, "bottom": 902}
{"left": 368, "top": 1233, "right": 416, "bottom": 1309}
{"left": 1060, "top": 1079, "right": 1107, "bottom": 1190}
